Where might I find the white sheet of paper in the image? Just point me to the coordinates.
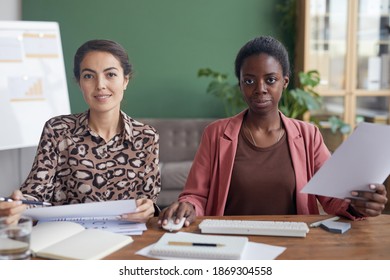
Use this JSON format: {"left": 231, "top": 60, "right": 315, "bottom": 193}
{"left": 24, "top": 200, "right": 136, "bottom": 220}
{"left": 301, "top": 122, "right": 390, "bottom": 199}
{"left": 136, "top": 232, "right": 286, "bottom": 260}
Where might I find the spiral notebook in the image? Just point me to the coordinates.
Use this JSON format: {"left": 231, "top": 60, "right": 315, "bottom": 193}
{"left": 150, "top": 233, "right": 248, "bottom": 260}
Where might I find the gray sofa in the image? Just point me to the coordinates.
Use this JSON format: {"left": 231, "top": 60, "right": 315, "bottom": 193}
{"left": 138, "top": 118, "right": 214, "bottom": 208}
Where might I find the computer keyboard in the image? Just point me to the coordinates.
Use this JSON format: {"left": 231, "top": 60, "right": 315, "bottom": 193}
{"left": 198, "top": 219, "right": 310, "bottom": 237}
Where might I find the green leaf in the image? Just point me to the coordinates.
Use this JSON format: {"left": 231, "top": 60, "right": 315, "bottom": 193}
{"left": 198, "top": 67, "right": 246, "bottom": 116}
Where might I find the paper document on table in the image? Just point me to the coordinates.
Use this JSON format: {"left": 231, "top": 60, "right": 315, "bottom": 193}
{"left": 136, "top": 232, "right": 286, "bottom": 260}
{"left": 24, "top": 200, "right": 136, "bottom": 221}
{"left": 301, "top": 122, "right": 390, "bottom": 199}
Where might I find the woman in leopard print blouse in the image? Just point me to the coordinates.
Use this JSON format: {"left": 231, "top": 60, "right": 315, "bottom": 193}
{"left": 0, "top": 40, "right": 161, "bottom": 224}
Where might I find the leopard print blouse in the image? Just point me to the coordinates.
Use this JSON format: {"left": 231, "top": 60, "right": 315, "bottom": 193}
{"left": 20, "top": 110, "right": 161, "bottom": 205}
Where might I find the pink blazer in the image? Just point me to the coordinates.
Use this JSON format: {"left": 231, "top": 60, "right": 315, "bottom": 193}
{"left": 178, "top": 110, "right": 358, "bottom": 220}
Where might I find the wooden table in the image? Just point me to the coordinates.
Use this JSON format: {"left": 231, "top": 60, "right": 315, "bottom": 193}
{"left": 104, "top": 215, "right": 390, "bottom": 260}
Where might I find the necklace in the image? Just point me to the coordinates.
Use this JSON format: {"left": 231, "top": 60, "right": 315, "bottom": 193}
{"left": 244, "top": 119, "right": 283, "bottom": 147}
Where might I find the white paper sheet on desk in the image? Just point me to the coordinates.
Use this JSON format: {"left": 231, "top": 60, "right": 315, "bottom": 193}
{"left": 301, "top": 122, "right": 390, "bottom": 199}
{"left": 24, "top": 199, "right": 136, "bottom": 221}
{"left": 136, "top": 232, "right": 286, "bottom": 260}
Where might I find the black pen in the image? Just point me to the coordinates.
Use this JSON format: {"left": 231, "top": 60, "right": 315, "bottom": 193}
{"left": 0, "top": 197, "right": 52, "bottom": 206}
{"left": 168, "top": 241, "right": 225, "bottom": 247}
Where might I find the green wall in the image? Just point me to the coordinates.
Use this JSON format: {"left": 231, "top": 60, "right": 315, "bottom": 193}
{"left": 22, "top": 0, "right": 286, "bottom": 118}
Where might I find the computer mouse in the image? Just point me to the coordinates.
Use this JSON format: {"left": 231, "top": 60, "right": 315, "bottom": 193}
{"left": 162, "top": 217, "right": 186, "bottom": 232}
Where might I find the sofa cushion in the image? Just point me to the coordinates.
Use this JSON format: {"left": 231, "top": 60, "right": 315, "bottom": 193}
{"left": 161, "top": 161, "right": 192, "bottom": 190}
{"left": 137, "top": 118, "right": 213, "bottom": 162}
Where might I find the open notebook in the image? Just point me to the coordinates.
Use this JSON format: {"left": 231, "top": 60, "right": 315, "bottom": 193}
{"left": 30, "top": 221, "right": 133, "bottom": 260}
{"left": 150, "top": 232, "right": 248, "bottom": 260}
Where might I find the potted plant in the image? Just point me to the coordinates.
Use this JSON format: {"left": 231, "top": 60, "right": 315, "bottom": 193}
{"left": 197, "top": 68, "right": 245, "bottom": 116}
{"left": 278, "top": 70, "right": 322, "bottom": 121}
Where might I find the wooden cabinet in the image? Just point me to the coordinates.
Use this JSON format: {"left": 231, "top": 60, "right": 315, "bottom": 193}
{"left": 296, "top": 0, "right": 390, "bottom": 133}
{"left": 296, "top": 0, "right": 390, "bottom": 210}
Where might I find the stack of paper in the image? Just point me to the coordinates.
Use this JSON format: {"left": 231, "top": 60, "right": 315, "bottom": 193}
{"left": 71, "top": 219, "right": 147, "bottom": 235}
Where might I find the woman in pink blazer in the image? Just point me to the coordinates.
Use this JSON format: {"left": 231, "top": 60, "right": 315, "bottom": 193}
{"left": 159, "top": 36, "right": 388, "bottom": 227}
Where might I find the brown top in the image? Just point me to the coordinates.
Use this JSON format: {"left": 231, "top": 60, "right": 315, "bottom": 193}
{"left": 20, "top": 110, "right": 161, "bottom": 205}
{"left": 224, "top": 127, "right": 296, "bottom": 215}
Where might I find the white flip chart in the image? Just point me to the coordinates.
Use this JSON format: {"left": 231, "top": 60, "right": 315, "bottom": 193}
{"left": 0, "top": 21, "right": 70, "bottom": 150}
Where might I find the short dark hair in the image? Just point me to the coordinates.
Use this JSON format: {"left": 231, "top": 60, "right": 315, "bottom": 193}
{"left": 73, "top": 39, "right": 132, "bottom": 82}
{"left": 234, "top": 36, "right": 290, "bottom": 80}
